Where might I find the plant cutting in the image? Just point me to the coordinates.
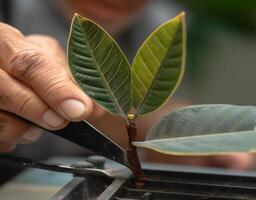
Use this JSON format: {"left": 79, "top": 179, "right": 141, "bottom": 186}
{"left": 67, "top": 12, "right": 256, "bottom": 184}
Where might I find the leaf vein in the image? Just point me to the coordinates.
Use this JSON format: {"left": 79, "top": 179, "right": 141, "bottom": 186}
{"left": 113, "top": 75, "right": 129, "bottom": 94}
{"left": 77, "top": 19, "right": 126, "bottom": 116}
{"left": 132, "top": 72, "right": 148, "bottom": 92}
{"left": 155, "top": 35, "right": 167, "bottom": 50}
{"left": 108, "top": 59, "right": 123, "bottom": 84}
{"left": 100, "top": 43, "right": 114, "bottom": 66}
{"left": 92, "top": 34, "right": 106, "bottom": 51}
{"left": 139, "top": 54, "right": 154, "bottom": 78}
{"left": 147, "top": 43, "right": 160, "bottom": 65}
{"left": 87, "top": 28, "right": 99, "bottom": 43}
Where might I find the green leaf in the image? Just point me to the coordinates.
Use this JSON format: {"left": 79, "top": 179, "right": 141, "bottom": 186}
{"left": 131, "top": 12, "right": 186, "bottom": 115}
{"left": 68, "top": 14, "right": 131, "bottom": 117}
{"left": 133, "top": 104, "right": 256, "bottom": 155}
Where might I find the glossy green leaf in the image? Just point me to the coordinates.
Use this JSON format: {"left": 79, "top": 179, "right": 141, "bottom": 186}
{"left": 131, "top": 12, "right": 186, "bottom": 115}
{"left": 133, "top": 104, "right": 256, "bottom": 155}
{"left": 68, "top": 14, "right": 131, "bottom": 117}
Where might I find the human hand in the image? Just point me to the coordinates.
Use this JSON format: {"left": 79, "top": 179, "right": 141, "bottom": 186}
{"left": 0, "top": 23, "right": 96, "bottom": 152}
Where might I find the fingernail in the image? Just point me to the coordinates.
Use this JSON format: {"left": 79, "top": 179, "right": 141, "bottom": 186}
{"left": 60, "top": 99, "right": 86, "bottom": 119}
{"left": 22, "top": 127, "right": 43, "bottom": 142}
{"left": 42, "top": 109, "right": 66, "bottom": 128}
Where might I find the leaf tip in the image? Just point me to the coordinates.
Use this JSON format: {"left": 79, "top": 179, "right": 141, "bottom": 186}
{"left": 179, "top": 11, "right": 186, "bottom": 18}
{"left": 72, "top": 13, "right": 92, "bottom": 24}
{"left": 173, "top": 11, "right": 186, "bottom": 23}
{"left": 73, "top": 13, "right": 84, "bottom": 21}
{"left": 72, "top": 13, "right": 80, "bottom": 20}
{"left": 73, "top": 12, "right": 79, "bottom": 17}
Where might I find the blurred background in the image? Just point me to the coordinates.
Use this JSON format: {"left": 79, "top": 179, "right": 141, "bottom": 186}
{"left": 174, "top": 0, "right": 256, "bottom": 105}
{"left": 136, "top": 0, "right": 256, "bottom": 106}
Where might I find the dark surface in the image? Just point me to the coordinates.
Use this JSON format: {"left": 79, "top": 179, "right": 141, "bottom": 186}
{"left": 1, "top": 155, "right": 256, "bottom": 199}
{"left": 0, "top": 162, "right": 23, "bottom": 185}
{"left": 51, "top": 166, "right": 256, "bottom": 200}
{"left": 0, "top": 154, "right": 131, "bottom": 178}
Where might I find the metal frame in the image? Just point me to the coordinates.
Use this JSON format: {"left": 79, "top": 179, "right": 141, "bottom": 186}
{"left": 51, "top": 166, "right": 256, "bottom": 200}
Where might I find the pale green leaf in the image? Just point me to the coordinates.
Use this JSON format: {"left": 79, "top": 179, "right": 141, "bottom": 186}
{"left": 68, "top": 14, "right": 131, "bottom": 117}
{"left": 133, "top": 104, "right": 256, "bottom": 155}
{"left": 131, "top": 12, "right": 186, "bottom": 115}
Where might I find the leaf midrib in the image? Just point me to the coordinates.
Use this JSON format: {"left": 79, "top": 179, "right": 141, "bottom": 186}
{"left": 77, "top": 18, "right": 126, "bottom": 117}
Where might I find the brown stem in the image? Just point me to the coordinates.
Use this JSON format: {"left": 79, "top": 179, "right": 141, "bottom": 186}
{"left": 126, "top": 117, "right": 146, "bottom": 187}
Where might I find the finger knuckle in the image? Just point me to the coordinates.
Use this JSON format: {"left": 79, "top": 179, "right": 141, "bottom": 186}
{"left": 0, "top": 23, "right": 23, "bottom": 39}
{"left": 16, "top": 92, "right": 35, "bottom": 117}
{"left": 0, "top": 39, "right": 17, "bottom": 58}
{"left": 9, "top": 48, "right": 47, "bottom": 79}
{"left": 44, "top": 78, "right": 70, "bottom": 100}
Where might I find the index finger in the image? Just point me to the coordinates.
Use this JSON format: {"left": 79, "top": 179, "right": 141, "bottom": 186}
{"left": 0, "top": 23, "right": 93, "bottom": 121}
